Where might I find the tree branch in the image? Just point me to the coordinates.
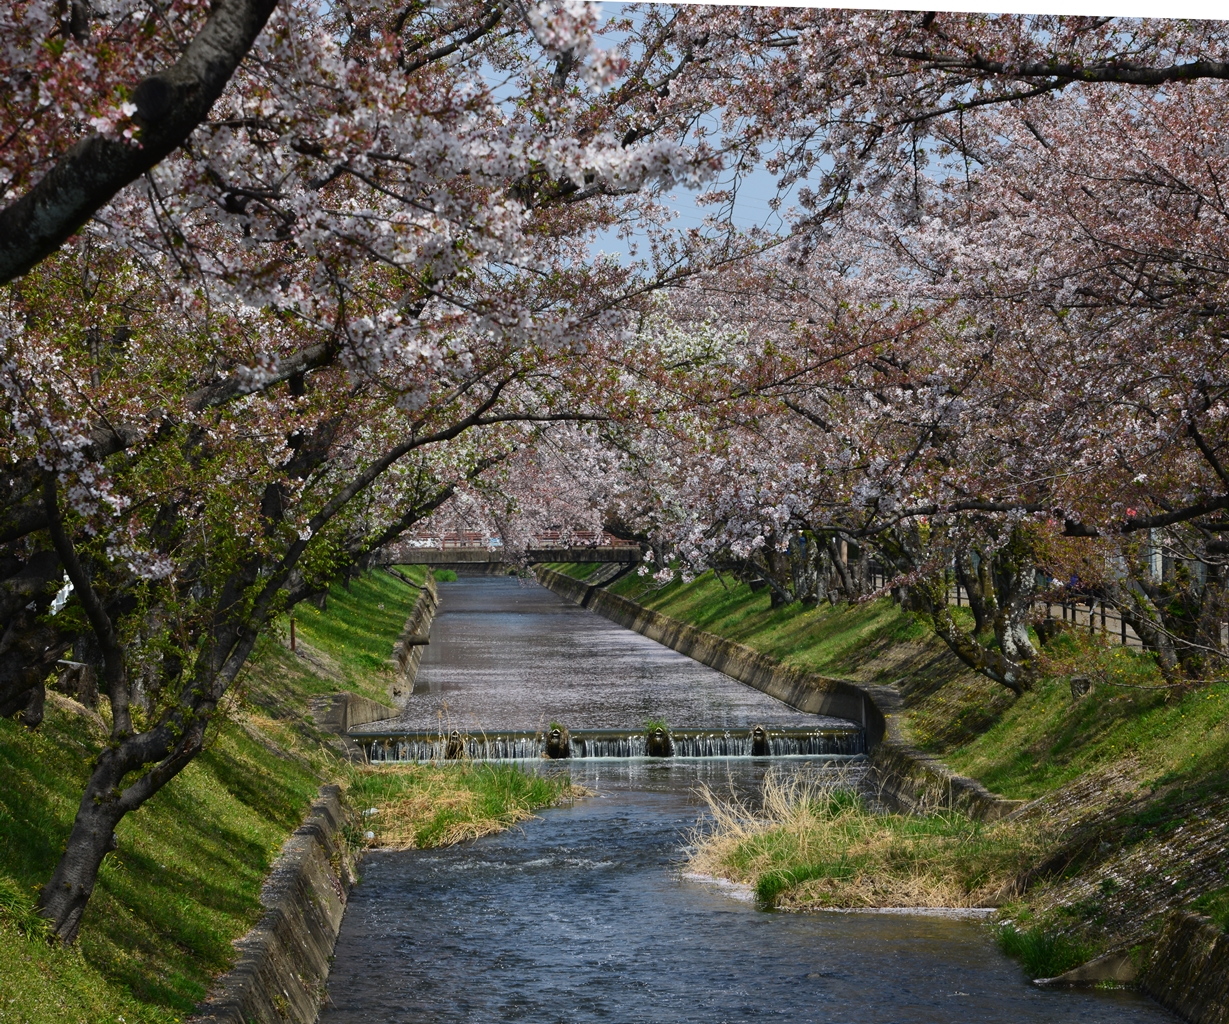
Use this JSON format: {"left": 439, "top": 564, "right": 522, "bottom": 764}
{"left": 42, "top": 472, "right": 131, "bottom": 735}
{"left": 0, "top": 0, "right": 280, "bottom": 284}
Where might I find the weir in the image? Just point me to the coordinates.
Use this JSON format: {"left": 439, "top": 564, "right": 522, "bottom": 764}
{"left": 354, "top": 725, "right": 865, "bottom": 762}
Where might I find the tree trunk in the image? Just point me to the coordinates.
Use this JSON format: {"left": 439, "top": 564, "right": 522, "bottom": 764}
{"left": 1110, "top": 581, "right": 1181, "bottom": 678}
{"left": 992, "top": 539, "right": 1038, "bottom": 665}
{"left": 826, "top": 536, "right": 856, "bottom": 600}
{"left": 36, "top": 761, "right": 126, "bottom": 942}
{"left": 955, "top": 550, "right": 996, "bottom": 635}
{"left": 910, "top": 574, "right": 1035, "bottom": 694}
{"left": 0, "top": 612, "right": 70, "bottom": 727}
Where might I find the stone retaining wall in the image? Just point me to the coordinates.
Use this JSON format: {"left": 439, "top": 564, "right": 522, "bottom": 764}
{"left": 391, "top": 574, "right": 438, "bottom": 698}
{"left": 188, "top": 786, "right": 356, "bottom": 1024}
{"left": 535, "top": 567, "right": 1023, "bottom": 821}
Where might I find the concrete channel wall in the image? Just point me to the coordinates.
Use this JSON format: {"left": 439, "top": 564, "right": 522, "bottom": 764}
{"left": 1140, "top": 912, "right": 1229, "bottom": 1024}
{"left": 311, "top": 691, "right": 400, "bottom": 734}
{"left": 391, "top": 572, "right": 439, "bottom": 698}
{"left": 188, "top": 786, "right": 357, "bottom": 1024}
{"left": 534, "top": 567, "right": 1024, "bottom": 821}
{"left": 189, "top": 570, "right": 441, "bottom": 1022}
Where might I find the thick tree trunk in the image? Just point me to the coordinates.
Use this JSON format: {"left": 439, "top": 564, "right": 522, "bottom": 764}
{"left": 1111, "top": 582, "right": 1181, "bottom": 677}
{"left": 36, "top": 709, "right": 214, "bottom": 941}
{"left": 0, "top": 613, "right": 71, "bottom": 727}
{"left": 911, "top": 574, "right": 1035, "bottom": 695}
{"left": 992, "top": 543, "right": 1038, "bottom": 665}
{"left": 36, "top": 779, "right": 124, "bottom": 943}
{"left": 826, "top": 536, "right": 857, "bottom": 600}
{"left": 0, "top": 0, "right": 281, "bottom": 284}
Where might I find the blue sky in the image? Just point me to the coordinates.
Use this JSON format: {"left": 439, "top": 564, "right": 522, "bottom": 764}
{"left": 590, "top": 3, "right": 795, "bottom": 261}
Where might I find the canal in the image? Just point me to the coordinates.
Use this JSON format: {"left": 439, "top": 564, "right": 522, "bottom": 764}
{"left": 320, "top": 574, "right": 1175, "bottom": 1023}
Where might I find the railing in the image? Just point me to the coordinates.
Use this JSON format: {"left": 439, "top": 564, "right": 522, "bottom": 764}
{"left": 953, "top": 582, "right": 1147, "bottom": 649}
{"left": 867, "top": 564, "right": 1148, "bottom": 650}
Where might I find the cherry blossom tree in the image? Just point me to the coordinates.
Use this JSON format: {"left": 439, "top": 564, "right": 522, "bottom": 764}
{"left": 592, "top": 11, "right": 1229, "bottom": 692}
{"left": 8, "top": 4, "right": 1229, "bottom": 942}
{"left": 0, "top": 0, "right": 737, "bottom": 941}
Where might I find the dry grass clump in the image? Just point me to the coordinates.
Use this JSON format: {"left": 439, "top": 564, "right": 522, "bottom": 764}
{"left": 348, "top": 762, "right": 584, "bottom": 850}
{"left": 689, "top": 768, "right": 1043, "bottom": 909}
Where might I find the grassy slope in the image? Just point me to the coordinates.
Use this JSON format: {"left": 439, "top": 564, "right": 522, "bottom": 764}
{"left": 548, "top": 561, "right": 602, "bottom": 581}
{"left": 570, "top": 565, "right": 1229, "bottom": 956}
{"left": 603, "top": 569, "right": 928, "bottom": 678}
{"left": 288, "top": 566, "right": 429, "bottom": 702}
{"left": 0, "top": 565, "right": 565, "bottom": 1024}
{"left": 946, "top": 640, "right": 1229, "bottom": 800}
{"left": 0, "top": 656, "right": 327, "bottom": 1024}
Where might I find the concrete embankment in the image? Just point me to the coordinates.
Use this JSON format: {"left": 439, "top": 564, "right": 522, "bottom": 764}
{"left": 391, "top": 573, "right": 439, "bottom": 698}
{"left": 1039, "top": 910, "right": 1229, "bottom": 1024}
{"left": 535, "top": 567, "right": 1026, "bottom": 823}
{"left": 1140, "top": 911, "right": 1229, "bottom": 1024}
{"left": 188, "top": 786, "right": 357, "bottom": 1024}
{"left": 192, "top": 574, "right": 441, "bottom": 1022}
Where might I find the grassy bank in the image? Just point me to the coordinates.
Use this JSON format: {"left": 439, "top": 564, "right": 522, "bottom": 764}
{"left": 556, "top": 564, "right": 1229, "bottom": 971}
{"left": 288, "top": 566, "right": 430, "bottom": 701}
{"left": 351, "top": 762, "right": 580, "bottom": 849}
{"left": 596, "top": 567, "right": 935, "bottom": 682}
{"left": 0, "top": 567, "right": 570, "bottom": 1024}
{"left": 692, "top": 770, "right": 1041, "bottom": 909}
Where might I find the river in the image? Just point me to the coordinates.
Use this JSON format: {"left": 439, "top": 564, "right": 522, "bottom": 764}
{"left": 320, "top": 574, "right": 1175, "bottom": 1023}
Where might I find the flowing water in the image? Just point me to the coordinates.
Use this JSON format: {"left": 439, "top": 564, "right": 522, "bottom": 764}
{"left": 321, "top": 575, "right": 1176, "bottom": 1022}
{"left": 359, "top": 726, "right": 862, "bottom": 763}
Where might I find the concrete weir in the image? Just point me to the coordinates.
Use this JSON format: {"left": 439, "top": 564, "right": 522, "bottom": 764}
{"left": 533, "top": 567, "right": 1023, "bottom": 821}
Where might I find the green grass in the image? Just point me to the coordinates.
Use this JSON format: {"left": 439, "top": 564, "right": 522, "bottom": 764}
{"left": 994, "top": 922, "right": 1094, "bottom": 979}
{"left": 690, "top": 770, "right": 1041, "bottom": 913}
{"left": 289, "top": 567, "right": 429, "bottom": 701}
{"left": 0, "top": 684, "right": 325, "bottom": 1024}
{"left": 433, "top": 568, "right": 458, "bottom": 582}
{"left": 348, "top": 762, "right": 576, "bottom": 849}
{"left": 543, "top": 561, "right": 601, "bottom": 581}
{"left": 604, "top": 569, "right": 930, "bottom": 681}
{"left": 1192, "top": 887, "right": 1229, "bottom": 931}
{"left": 942, "top": 631, "right": 1229, "bottom": 800}
{"left": 0, "top": 565, "right": 564, "bottom": 1024}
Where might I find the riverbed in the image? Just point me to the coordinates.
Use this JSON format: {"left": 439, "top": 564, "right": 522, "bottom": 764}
{"left": 320, "top": 575, "right": 1175, "bottom": 1022}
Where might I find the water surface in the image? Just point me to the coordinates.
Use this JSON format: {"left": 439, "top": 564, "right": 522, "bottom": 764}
{"left": 396, "top": 576, "right": 847, "bottom": 733}
{"left": 322, "top": 761, "right": 1173, "bottom": 1024}
{"left": 321, "top": 576, "right": 1175, "bottom": 1023}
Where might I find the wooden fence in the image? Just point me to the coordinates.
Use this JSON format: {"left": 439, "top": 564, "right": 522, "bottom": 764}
{"left": 865, "top": 565, "right": 1149, "bottom": 650}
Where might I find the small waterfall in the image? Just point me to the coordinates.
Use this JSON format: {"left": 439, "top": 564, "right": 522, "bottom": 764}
{"left": 359, "top": 726, "right": 864, "bottom": 763}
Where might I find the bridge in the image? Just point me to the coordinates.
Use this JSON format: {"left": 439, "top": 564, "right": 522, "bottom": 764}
{"left": 386, "top": 545, "right": 642, "bottom": 566}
